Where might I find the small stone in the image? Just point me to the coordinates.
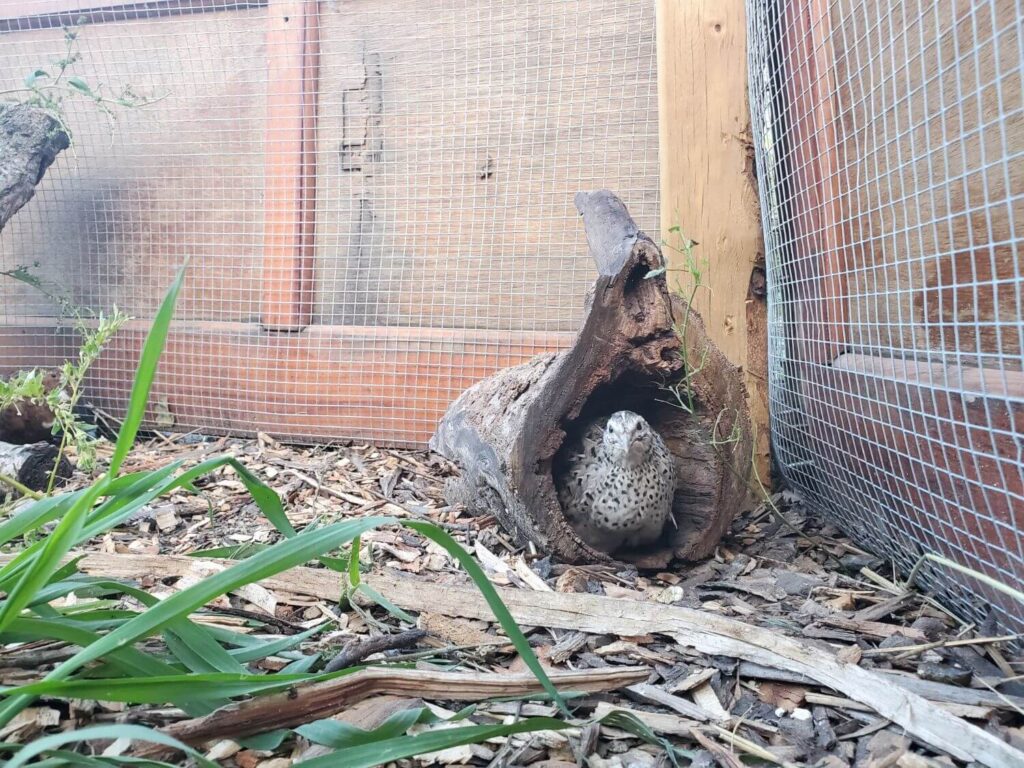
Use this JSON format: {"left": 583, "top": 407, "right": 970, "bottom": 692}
{"left": 798, "top": 598, "right": 831, "bottom": 618}
{"left": 775, "top": 571, "right": 820, "bottom": 596}
{"left": 917, "top": 661, "right": 972, "bottom": 686}
{"left": 838, "top": 553, "right": 883, "bottom": 573}
{"left": 910, "top": 616, "right": 948, "bottom": 640}
{"left": 878, "top": 633, "right": 914, "bottom": 650}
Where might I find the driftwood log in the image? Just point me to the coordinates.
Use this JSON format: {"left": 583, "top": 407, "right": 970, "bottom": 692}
{"left": 0, "top": 103, "right": 69, "bottom": 232}
{"left": 431, "top": 191, "right": 753, "bottom": 567}
{"left": 0, "top": 440, "right": 72, "bottom": 495}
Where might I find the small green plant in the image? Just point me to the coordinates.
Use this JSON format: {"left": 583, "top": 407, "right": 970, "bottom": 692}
{"left": 646, "top": 220, "right": 711, "bottom": 414}
{"left": 0, "top": 24, "right": 165, "bottom": 145}
{"left": 0, "top": 265, "right": 129, "bottom": 493}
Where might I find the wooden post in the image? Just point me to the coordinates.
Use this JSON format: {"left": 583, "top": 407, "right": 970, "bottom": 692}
{"left": 656, "top": 0, "right": 770, "bottom": 482}
{"left": 261, "top": 0, "right": 319, "bottom": 330}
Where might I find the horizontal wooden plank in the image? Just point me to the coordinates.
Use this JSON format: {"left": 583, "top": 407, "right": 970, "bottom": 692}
{"left": 0, "top": 0, "right": 264, "bottom": 31}
{"left": 0, "top": 321, "right": 573, "bottom": 446}
{"left": 832, "top": 353, "right": 1024, "bottom": 400}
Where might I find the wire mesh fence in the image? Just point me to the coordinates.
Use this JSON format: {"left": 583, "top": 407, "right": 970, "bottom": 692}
{"left": 749, "top": 0, "right": 1023, "bottom": 636}
{"left": 0, "top": 0, "right": 659, "bottom": 446}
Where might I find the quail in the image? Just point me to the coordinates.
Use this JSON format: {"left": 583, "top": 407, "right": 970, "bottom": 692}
{"left": 556, "top": 410, "right": 676, "bottom": 554}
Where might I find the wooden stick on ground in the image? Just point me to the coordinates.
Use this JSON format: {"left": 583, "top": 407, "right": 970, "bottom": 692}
{"left": 136, "top": 666, "right": 647, "bottom": 758}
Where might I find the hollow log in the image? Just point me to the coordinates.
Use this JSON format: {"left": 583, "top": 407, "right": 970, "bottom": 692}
{"left": 0, "top": 103, "right": 70, "bottom": 232}
{"left": 0, "top": 440, "right": 73, "bottom": 495}
{"left": 431, "top": 191, "right": 753, "bottom": 568}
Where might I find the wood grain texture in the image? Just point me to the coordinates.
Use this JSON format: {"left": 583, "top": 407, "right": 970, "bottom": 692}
{"left": 0, "top": 0, "right": 265, "bottom": 31}
{"left": 829, "top": 0, "right": 1022, "bottom": 364}
{"left": 656, "top": 0, "right": 769, "bottom": 481}
{"left": 312, "top": 0, "right": 660, "bottom": 332}
{"left": 0, "top": 104, "right": 68, "bottom": 232}
{"left": 147, "top": 666, "right": 647, "bottom": 751}
{"left": 260, "top": 0, "right": 319, "bottom": 330}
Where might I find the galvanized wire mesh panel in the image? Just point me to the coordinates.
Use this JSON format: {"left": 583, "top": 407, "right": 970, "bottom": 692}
{"left": 749, "top": 0, "right": 1023, "bottom": 635}
{"left": 0, "top": 0, "right": 658, "bottom": 447}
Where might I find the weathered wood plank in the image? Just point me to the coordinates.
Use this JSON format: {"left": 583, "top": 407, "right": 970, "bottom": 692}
{"left": 656, "top": 0, "right": 769, "bottom": 480}
{"left": 0, "top": 0, "right": 265, "bottom": 32}
{"left": 260, "top": 0, "right": 319, "bottom": 330}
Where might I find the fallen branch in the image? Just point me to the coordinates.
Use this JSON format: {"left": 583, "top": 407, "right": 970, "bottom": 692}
{"left": 364, "top": 570, "right": 1022, "bottom": 767}
{"left": 137, "top": 665, "right": 648, "bottom": 757}
{"left": 323, "top": 629, "right": 427, "bottom": 673}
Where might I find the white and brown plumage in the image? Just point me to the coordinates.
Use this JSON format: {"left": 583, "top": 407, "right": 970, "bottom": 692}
{"left": 556, "top": 410, "right": 676, "bottom": 554}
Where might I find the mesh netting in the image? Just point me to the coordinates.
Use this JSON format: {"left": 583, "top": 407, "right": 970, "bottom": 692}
{"left": 749, "top": 0, "right": 1023, "bottom": 635}
{"left": 0, "top": 0, "right": 658, "bottom": 447}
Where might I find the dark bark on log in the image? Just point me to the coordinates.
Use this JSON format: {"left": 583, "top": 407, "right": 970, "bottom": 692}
{"left": 431, "top": 191, "right": 753, "bottom": 568}
{"left": 0, "top": 440, "right": 73, "bottom": 494}
{"left": 0, "top": 370, "right": 62, "bottom": 445}
{"left": 0, "top": 103, "right": 69, "bottom": 232}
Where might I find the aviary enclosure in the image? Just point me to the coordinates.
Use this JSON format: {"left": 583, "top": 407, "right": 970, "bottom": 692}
{"left": 0, "top": 0, "right": 1021, "bottom": 764}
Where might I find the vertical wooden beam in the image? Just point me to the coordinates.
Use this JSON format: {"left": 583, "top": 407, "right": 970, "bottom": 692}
{"left": 261, "top": 0, "right": 319, "bottom": 330}
{"left": 656, "top": 0, "right": 770, "bottom": 482}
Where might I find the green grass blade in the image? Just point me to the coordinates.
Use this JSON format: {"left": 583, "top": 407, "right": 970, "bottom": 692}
{"left": 163, "top": 623, "right": 245, "bottom": 674}
{"left": 0, "top": 618, "right": 177, "bottom": 678}
{"left": 226, "top": 457, "right": 294, "bottom": 535}
{"left": 227, "top": 623, "right": 327, "bottom": 662}
{"left": 0, "top": 492, "right": 77, "bottom": 546}
{"left": 107, "top": 262, "right": 188, "bottom": 477}
{"left": 1, "top": 672, "right": 317, "bottom": 703}
{"left": 0, "top": 480, "right": 107, "bottom": 635}
{"left": 0, "top": 467, "right": 182, "bottom": 592}
{"left": 0, "top": 516, "right": 393, "bottom": 727}
{"left": 353, "top": 582, "right": 416, "bottom": 624}
{"left": 188, "top": 542, "right": 270, "bottom": 559}
{"left": 404, "top": 521, "right": 567, "bottom": 714}
{"left": 4, "top": 724, "right": 217, "bottom": 768}
{"left": 296, "top": 706, "right": 428, "bottom": 748}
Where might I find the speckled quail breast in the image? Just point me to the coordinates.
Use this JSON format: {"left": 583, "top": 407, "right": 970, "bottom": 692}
{"left": 556, "top": 410, "right": 676, "bottom": 554}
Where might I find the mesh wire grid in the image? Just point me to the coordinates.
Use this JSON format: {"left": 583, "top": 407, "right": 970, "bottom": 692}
{"left": 748, "top": 0, "right": 1023, "bottom": 636}
{"left": 0, "top": 0, "right": 659, "bottom": 447}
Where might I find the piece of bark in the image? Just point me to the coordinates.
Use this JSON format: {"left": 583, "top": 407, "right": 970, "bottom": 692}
{"left": 0, "top": 370, "right": 62, "bottom": 445}
{"left": 323, "top": 629, "right": 426, "bottom": 672}
{"left": 136, "top": 665, "right": 649, "bottom": 757}
{"left": 0, "top": 103, "right": 69, "bottom": 232}
{"left": 431, "top": 190, "right": 752, "bottom": 566}
{"left": 0, "top": 440, "right": 72, "bottom": 494}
